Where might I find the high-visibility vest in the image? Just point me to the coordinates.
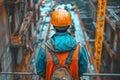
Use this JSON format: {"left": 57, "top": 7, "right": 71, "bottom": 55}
{"left": 46, "top": 44, "right": 80, "bottom": 80}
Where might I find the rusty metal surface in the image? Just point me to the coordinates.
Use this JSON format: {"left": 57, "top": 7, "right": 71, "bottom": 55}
{"left": 100, "top": 1, "right": 120, "bottom": 80}
{"left": 0, "top": 4, "right": 10, "bottom": 58}
{"left": 0, "top": 0, "right": 5, "bottom": 6}
{"left": 10, "top": 0, "right": 43, "bottom": 47}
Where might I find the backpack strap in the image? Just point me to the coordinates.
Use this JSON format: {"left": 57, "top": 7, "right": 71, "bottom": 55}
{"left": 66, "top": 44, "right": 80, "bottom": 65}
{"left": 49, "top": 50, "right": 59, "bottom": 65}
{"left": 65, "top": 49, "right": 74, "bottom": 65}
{"left": 45, "top": 42, "right": 59, "bottom": 65}
{"left": 45, "top": 41, "right": 80, "bottom": 66}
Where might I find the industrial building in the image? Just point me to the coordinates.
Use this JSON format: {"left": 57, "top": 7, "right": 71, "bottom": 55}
{"left": 0, "top": 0, "right": 120, "bottom": 80}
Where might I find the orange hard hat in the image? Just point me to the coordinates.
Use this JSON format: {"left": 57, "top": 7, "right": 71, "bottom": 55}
{"left": 50, "top": 9, "right": 72, "bottom": 27}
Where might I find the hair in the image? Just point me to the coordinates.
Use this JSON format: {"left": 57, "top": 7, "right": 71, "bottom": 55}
{"left": 54, "top": 26, "right": 69, "bottom": 32}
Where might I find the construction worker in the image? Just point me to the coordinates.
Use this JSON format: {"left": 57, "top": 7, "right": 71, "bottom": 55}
{"left": 35, "top": 9, "right": 88, "bottom": 80}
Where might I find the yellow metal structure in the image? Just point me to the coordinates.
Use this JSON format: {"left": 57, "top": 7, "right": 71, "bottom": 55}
{"left": 94, "top": 0, "right": 107, "bottom": 73}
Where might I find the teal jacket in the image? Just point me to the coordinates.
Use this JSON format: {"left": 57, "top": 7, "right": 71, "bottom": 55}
{"left": 35, "top": 32, "right": 88, "bottom": 77}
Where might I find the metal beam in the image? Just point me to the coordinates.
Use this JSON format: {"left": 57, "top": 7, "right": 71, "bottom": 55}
{"left": 1, "top": 72, "right": 120, "bottom": 77}
{"left": 83, "top": 73, "right": 120, "bottom": 76}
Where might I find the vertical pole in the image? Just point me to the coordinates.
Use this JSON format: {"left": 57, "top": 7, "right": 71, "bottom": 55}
{"left": 94, "top": 0, "right": 107, "bottom": 73}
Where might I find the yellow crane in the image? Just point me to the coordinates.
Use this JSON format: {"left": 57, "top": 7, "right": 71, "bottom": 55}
{"left": 94, "top": 0, "right": 107, "bottom": 73}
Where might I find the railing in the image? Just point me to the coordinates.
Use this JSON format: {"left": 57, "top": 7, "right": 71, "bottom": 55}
{"left": 0, "top": 72, "right": 120, "bottom": 80}
{"left": 0, "top": 72, "right": 39, "bottom": 80}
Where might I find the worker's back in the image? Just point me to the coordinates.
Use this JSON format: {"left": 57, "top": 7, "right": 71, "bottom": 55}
{"left": 45, "top": 32, "right": 79, "bottom": 80}
{"left": 35, "top": 9, "right": 88, "bottom": 80}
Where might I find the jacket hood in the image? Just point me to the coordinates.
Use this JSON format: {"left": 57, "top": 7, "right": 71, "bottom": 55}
{"left": 46, "top": 33, "right": 76, "bottom": 52}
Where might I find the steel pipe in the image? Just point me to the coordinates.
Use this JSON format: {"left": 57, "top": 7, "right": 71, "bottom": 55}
{"left": 83, "top": 73, "right": 120, "bottom": 76}
{"left": 0, "top": 72, "right": 120, "bottom": 77}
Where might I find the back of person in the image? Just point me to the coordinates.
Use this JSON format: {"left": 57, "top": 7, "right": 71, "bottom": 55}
{"left": 45, "top": 41, "right": 80, "bottom": 80}
{"left": 35, "top": 9, "right": 88, "bottom": 80}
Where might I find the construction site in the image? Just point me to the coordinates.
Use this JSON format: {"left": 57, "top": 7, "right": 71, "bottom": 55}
{"left": 0, "top": 0, "right": 120, "bottom": 80}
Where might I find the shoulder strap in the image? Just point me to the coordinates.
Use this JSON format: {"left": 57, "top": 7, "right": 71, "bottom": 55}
{"left": 65, "top": 49, "right": 74, "bottom": 65}
{"left": 50, "top": 50, "right": 59, "bottom": 65}
{"left": 45, "top": 42, "right": 59, "bottom": 65}
{"left": 45, "top": 41, "right": 80, "bottom": 66}
{"left": 66, "top": 44, "right": 80, "bottom": 65}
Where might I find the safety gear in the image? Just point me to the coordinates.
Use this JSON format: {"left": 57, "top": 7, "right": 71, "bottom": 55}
{"left": 46, "top": 44, "right": 80, "bottom": 80}
{"left": 50, "top": 9, "right": 72, "bottom": 27}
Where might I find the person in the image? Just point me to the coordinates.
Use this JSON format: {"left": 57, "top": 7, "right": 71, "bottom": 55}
{"left": 35, "top": 9, "right": 88, "bottom": 80}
